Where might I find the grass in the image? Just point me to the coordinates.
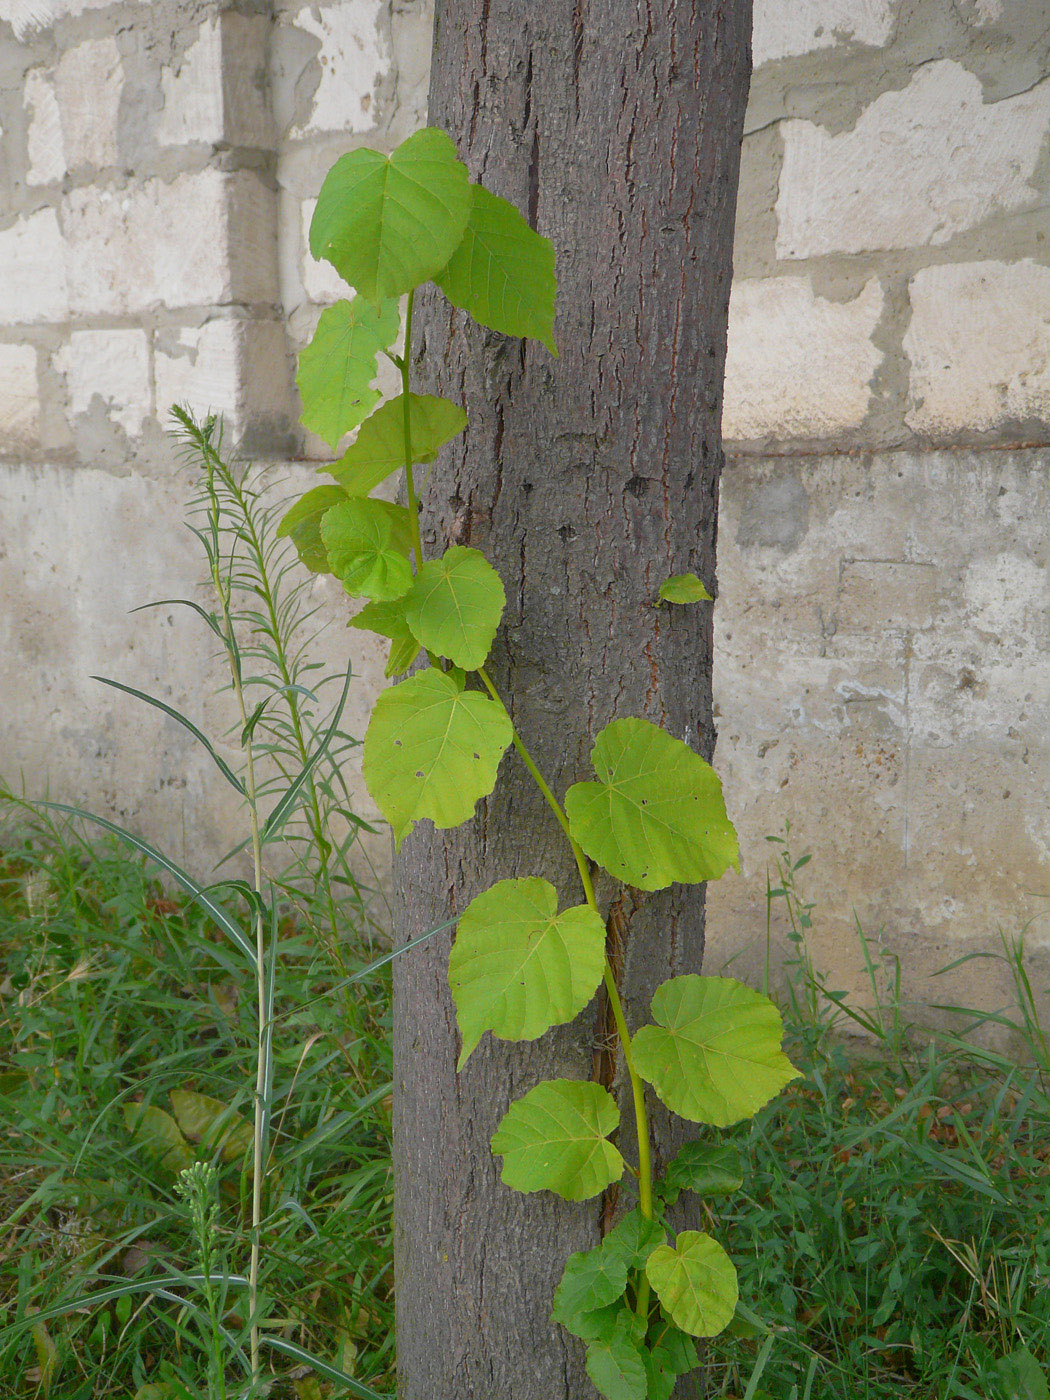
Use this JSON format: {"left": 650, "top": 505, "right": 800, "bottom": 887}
{"left": 0, "top": 809, "right": 394, "bottom": 1399}
{"left": 4, "top": 820, "right": 1050, "bottom": 1399}
{"left": 703, "top": 833, "right": 1050, "bottom": 1400}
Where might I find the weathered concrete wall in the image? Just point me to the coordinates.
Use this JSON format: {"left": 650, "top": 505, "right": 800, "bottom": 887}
{"left": 705, "top": 0, "right": 1050, "bottom": 1014}
{"left": 1, "top": 0, "right": 1049, "bottom": 1014}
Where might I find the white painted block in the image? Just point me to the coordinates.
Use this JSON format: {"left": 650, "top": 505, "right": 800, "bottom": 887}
{"left": 0, "top": 343, "right": 40, "bottom": 449}
{"left": 25, "top": 69, "right": 65, "bottom": 185}
{"left": 723, "top": 277, "right": 884, "bottom": 441}
{"left": 904, "top": 260, "right": 1050, "bottom": 435}
{"left": 54, "top": 329, "right": 151, "bottom": 437}
{"left": 64, "top": 172, "right": 231, "bottom": 315}
{"left": 56, "top": 37, "right": 123, "bottom": 171}
{"left": 157, "top": 17, "right": 225, "bottom": 146}
{"left": 0, "top": 0, "right": 118, "bottom": 37}
{"left": 777, "top": 61, "right": 1050, "bottom": 258}
{"left": 155, "top": 12, "right": 274, "bottom": 151}
{"left": 280, "top": 0, "right": 388, "bottom": 137}
{"left": 155, "top": 320, "right": 243, "bottom": 430}
{"left": 0, "top": 209, "right": 69, "bottom": 324}
{"left": 752, "top": 0, "right": 895, "bottom": 68}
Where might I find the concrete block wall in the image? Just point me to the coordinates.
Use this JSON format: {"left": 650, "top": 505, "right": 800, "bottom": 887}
{"left": 2, "top": 0, "right": 1049, "bottom": 1017}
{"left": 706, "top": 0, "right": 1050, "bottom": 1014}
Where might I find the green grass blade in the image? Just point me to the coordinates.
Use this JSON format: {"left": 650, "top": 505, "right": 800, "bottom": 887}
{"left": 262, "top": 1336, "right": 390, "bottom": 1398}
{"left": 39, "top": 801, "right": 256, "bottom": 964}
{"left": 93, "top": 676, "right": 246, "bottom": 795}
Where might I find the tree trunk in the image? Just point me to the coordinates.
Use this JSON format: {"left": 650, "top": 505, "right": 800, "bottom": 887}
{"left": 392, "top": 5, "right": 752, "bottom": 1397}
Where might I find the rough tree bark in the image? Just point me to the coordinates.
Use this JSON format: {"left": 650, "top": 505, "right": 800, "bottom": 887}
{"left": 392, "top": 5, "right": 753, "bottom": 1398}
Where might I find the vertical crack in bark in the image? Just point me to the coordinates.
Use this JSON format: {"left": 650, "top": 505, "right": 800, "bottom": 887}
{"left": 571, "top": 0, "right": 584, "bottom": 123}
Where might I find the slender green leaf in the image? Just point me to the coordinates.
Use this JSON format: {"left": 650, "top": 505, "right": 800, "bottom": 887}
{"left": 449, "top": 877, "right": 606, "bottom": 1066}
{"left": 645, "top": 1231, "right": 738, "bottom": 1338}
{"left": 403, "top": 546, "right": 505, "bottom": 670}
{"left": 435, "top": 185, "right": 557, "bottom": 353}
{"left": 297, "top": 298, "right": 400, "bottom": 449}
{"left": 491, "top": 1078, "right": 623, "bottom": 1201}
{"left": 564, "top": 717, "right": 739, "bottom": 891}
{"left": 277, "top": 484, "right": 349, "bottom": 573}
{"left": 92, "top": 676, "right": 245, "bottom": 795}
{"left": 321, "top": 496, "right": 413, "bottom": 602}
{"left": 263, "top": 1337, "right": 389, "bottom": 1399}
{"left": 310, "top": 127, "right": 473, "bottom": 304}
{"left": 349, "top": 598, "right": 421, "bottom": 678}
{"left": 363, "top": 668, "right": 512, "bottom": 845}
{"left": 328, "top": 394, "right": 467, "bottom": 497}
{"left": 130, "top": 598, "right": 225, "bottom": 642}
{"left": 41, "top": 802, "right": 255, "bottom": 963}
{"left": 261, "top": 661, "right": 353, "bottom": 840}
{"left": 657, "top": 573, "right": 712, "bottom": 604}
{"left": 632, "top": 975, "right": 799, "bottom": 1126}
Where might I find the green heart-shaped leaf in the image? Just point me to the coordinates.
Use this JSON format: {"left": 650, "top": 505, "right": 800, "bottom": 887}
{"left": 363, "top": 668, "right": 512, "bottom": 845}
{"left": 349, "top": 597, "right": 421, "bottom": 677}
{"left": 644, "top": 1231, "right": 738, "bottom": 1338}
{"left": 310, "top": 127, "right": 473, "bottom": 304}
{"left": 491, "top": 1079, "right": 624, "bottom": 1201}
{"left": 657, "top": 573, "right": 712, "bottom": 604}
{"left": 633, "top": 976, "right": 799, "bottom": 1127}
{"left": 554, "top": 1248, "right": 631, "bottom": 1340}
{"left": 296, "top": 298, "right": 399, "bottom": 449}
{"left": 449, "top": 877, "right": 606, "bottom": 1067}
{"left": 403, "top": 546, "right": 505, "bottom": 671}
{"left": 564, "top": 717, "right": 738, "bottom": 891}
{"left": 602, "top": 1209, "right": 666, "bottom": 1272}
{"left": 658, "top": 1142, "right": 745, "bottom": 1204}
{"left": 585, "top": 1317, "right": 648, "bottom": 1400}
{"left": 328, "top": 394, "right": 467, "bottom": 497}
{"left": 321, "top": 497, "right": 413, "bottom": 601}
{"left": 435, "top": 185, "right": 557, "bottom": 353}
{"left": 276, "top": 484, "right": 348, "bottom": 573}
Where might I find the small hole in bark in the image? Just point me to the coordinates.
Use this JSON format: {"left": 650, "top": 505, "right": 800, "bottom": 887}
{"left": 625, "top": 475, "right": 649, "bottom": 499}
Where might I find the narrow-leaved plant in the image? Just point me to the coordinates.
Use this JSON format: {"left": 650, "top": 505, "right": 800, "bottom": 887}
{"left": 281, "top": 126, "right": 800, "bottom": 1400}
